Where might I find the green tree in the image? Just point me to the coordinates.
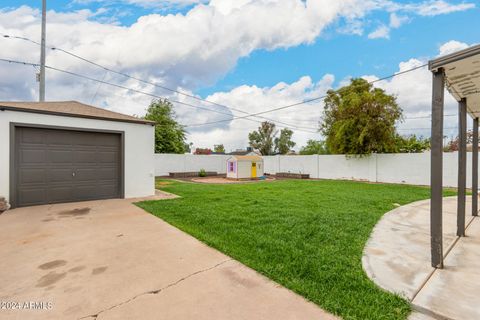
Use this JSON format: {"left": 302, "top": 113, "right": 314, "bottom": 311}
{"left": 214, "top": 144, "right": 225, "bottom": 153}
{"left": 445, "top": 129, "right": 479, "bottom": 152}
{"left": 275, "top": 128, "right": 296, "bottom": 154}
{"left": 299, "top": 140, "right": 329, "bottom": 155}
{"left": 321, "top": 78, "right": 402, "bottom": 155}
{"left": 248, "top": 121, "right": 277, "bottom": 155}
{"left": 145, "top": 99, "right": 187, "bottom": 154}
{"left": 394, "top": 134, "right": 430, "bottom": 153}
{"left": 184, "top": 142, "right": 193, "bottom": 153}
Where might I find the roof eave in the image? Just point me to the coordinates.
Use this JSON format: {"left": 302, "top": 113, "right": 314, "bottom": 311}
{"left": 429, "top": 44, "right": 480, "bottom": 71}
{"left": 0, "top": 105, "right": 155, "bottom": 125}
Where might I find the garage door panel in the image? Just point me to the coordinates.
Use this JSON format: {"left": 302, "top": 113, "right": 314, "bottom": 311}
{"left": 96, "top": 134, "right": 120, "bottom": 146}
{"left": 98, "top": 151, "right": 118, "bottom": 163}
{"left": 48, "top": 150, "right": 73, "bottom": 164}
{"left": 20, "top": 128, "right": 45, "bottom": 144}
{"left": 46, "top": 131, "right": 72, "bottom": 145}
{"left": 48, "top": 168, "right": 74, "bottom": 183}
{"left": 48, "top": 187, "right": 74, "bottom": 203}
{"left": 74, "top": 185, "right": 102, "bottom": 200}
{"left": 74, "top": 150, "right": 98, "bottom": 163}
{"left": 15, "top": 127, "right": 122, "bottom": 207}
{"left": 96, "top": 168, "right": 118, "bottom": 180}
{"left": 71, "top": 131, "right": 99, "bottom": 146}
{"left": 75, "top": 168, "right": 99, "bottom": 182}
{"left": 18, "top": 188, "right": 47, "bottom": 206}
{"left": 97, "top": 184, "right": 119, "bottom": 197}
{"left": 19, "top": 168, "right": 46, "bottom": 184}
{"left": 20, "top": 149, "right": 46, "bottom": 164}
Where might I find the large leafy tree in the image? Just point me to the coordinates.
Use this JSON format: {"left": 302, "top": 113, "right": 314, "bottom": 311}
{"left": 248, "top": 121, "right": 278, "bottom": 155}
{"left": 144, "top": 99, "right": 187, "bottom": 154}
{"left": 321, "top": 78, "right": 402, "bottom": 155}
{"left": 299, "top": 140, "right": 329, "bottom": 155}
{"left": 275, "top": 128, "right": 296, "bottom": 154}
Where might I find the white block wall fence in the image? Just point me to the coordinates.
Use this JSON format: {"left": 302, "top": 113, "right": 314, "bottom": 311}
{"left": 154, "top": 154, "right": 231, "bottom": 176}
{"left": 155, "top": 152, "right": 470, "bottom": 188}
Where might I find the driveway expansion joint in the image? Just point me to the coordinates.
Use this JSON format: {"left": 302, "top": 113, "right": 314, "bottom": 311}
{"left": 78, "top": 258, "right": 233, "bottom": 320}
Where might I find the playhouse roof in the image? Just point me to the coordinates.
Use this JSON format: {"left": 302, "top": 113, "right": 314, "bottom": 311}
{"left": 229, "top": 155, "right": 263, "bottom": 162}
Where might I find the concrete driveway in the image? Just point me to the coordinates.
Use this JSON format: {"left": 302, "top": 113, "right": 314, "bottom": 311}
{"left": 0, "top": 193, "right": 335, "bottom": 320}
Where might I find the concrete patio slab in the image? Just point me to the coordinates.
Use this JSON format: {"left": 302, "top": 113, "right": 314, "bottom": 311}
{"left": 413, "top": 217, "right": 480, "bottom": 320}
{"left": 0, "top": 194, "right": 336, "bottom": 320}
{"left": 362, "top": 196, "right": 480, "bottom": 320}
{"left": 95, "top": 259, "right": 330, "bottom": 320}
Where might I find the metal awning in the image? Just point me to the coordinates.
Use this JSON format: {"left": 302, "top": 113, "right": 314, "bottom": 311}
{"left": 429, "top": 44, "right": 480, "bottom": 116}
{"left": 429, "top": 44, "right": 480, "bottom": 269}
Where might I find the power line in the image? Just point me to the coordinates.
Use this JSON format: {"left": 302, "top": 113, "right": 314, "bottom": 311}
{"left": 185, "top": 63, "right": 430, "bottom": 128}
{"left": 0, "top": 57, "right": 320, "bottom": 133}
{"left": 1, "top": 33, "right": 318, "bottom": 131}
{"left": 404, "top": 114, "right": 456, "bottom": 120}
{"left": 1, "top": 33, "right": 432, "bottom": 129}
{"left": 397, "top": 127, "right": 459, "bottom": 131}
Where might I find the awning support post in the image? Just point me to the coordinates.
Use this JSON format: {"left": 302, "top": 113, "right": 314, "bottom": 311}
{"left": 473, "top": 117, "right": 479, "bottom": 217}
{"left": 457, "top": 98, "right": 467, "bottom": 237}
{"left": 431, "top": 68, "right": 445, "bottom": 269}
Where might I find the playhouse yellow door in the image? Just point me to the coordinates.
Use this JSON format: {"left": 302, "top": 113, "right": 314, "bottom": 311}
{"left": 251, "top": 162, "right": 257, "bottom": 178}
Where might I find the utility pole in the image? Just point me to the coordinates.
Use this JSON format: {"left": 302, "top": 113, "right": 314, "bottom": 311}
{"left": 39, "top": 0, "right": 46, "bottom": 101}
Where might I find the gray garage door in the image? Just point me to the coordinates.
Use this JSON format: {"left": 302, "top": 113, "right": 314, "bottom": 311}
{"left": 14, "top": 126, "right": 122, "bottom": 207}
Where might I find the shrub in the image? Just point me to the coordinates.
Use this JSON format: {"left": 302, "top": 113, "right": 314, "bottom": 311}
{"left": 199, "top": 169, "right": 206, "bottom": 177}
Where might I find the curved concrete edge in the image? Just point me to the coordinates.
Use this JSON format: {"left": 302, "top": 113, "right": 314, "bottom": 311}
{"left": 362, "top": 197, "right": 432, "bottom": 300}
{"left": 361, "top": 196, "right": 464, "bottom": 301}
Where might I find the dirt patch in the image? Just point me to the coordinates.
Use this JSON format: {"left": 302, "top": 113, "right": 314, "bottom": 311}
{"left": 191, "top": 177, "right": 275, "bottom": 184}
{"left": 58, "top": 207, "right": 91, "bottom": 217}
{"left": 38, "top": 259, "right": 67, "bottom": 270}
{"left": 156, "top": 181, "right": 173, "bottom": 186}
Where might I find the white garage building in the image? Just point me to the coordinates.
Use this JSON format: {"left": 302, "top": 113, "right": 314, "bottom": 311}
{"left": 0, "top": 101, "right": 155, "bottom": 208}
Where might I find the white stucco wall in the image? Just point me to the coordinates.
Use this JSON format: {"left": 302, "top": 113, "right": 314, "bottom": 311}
{"left": 0, "top": 110, "right": 155, "bottom": 202}
{"left": 263, "top": 152, "right": 470, "bottom": 188}
{"left": 153, "top": 152, "right": 470, "bottom": 188}
{"left": 154, "top": 154, "right": 231, "bottom": 176}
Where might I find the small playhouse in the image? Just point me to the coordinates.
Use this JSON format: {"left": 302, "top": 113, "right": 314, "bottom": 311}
{"left": 226, "top": 155, "right": 264, "bottom": 180}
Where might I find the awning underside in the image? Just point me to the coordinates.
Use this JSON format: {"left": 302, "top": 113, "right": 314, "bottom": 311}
{"left": 430, "top": 44, "right": 480, "bottom": 118}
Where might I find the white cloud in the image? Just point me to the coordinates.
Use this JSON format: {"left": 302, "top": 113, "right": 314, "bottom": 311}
{"left": 0, "top": 1, "right": 378, "bottom": 98}
{"left": 368, "top": 24, "right": 390, "bottom": 39}
{"left": 389, "top": 13, "right": 409, "bottom": 28}
{"left": 197, "top": 39, "right": 476, "bottom": 151}
{"left": 363, "top": 40, "right": 475, "bottom": 139}
{"left": 438, "top": 40, "right": 470, "bottom": 56}
{"left": 379, "top": 0, "right": 475, "bottom": 16}
{"left": 72, "top": 0, "right": 208, "bottom": 10}
{"left": 187, "top": 75, "right": 333, "bottom": 151}
{"left": 364, "top": 0, "right": 474, "bottom": 41}
{"left": 403, "top": 0, "right": 475, "bottom": 16}
{"left": 0, "top": 1, "right": 477, "bottom": 150}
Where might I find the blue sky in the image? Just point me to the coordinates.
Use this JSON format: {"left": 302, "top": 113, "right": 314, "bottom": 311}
{"left": 0, "top": 0, "right": 478, "bottom": 150}
{"left": 5, "top": 0, "right": 479, "bottom": 96}
{"left": 202, "top": 7, "right": 480, "bottom": 95}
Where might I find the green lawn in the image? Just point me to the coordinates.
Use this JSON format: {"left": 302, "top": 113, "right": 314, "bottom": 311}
{"left": 137, "top": 179, "right": 454, "bottom": 320}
